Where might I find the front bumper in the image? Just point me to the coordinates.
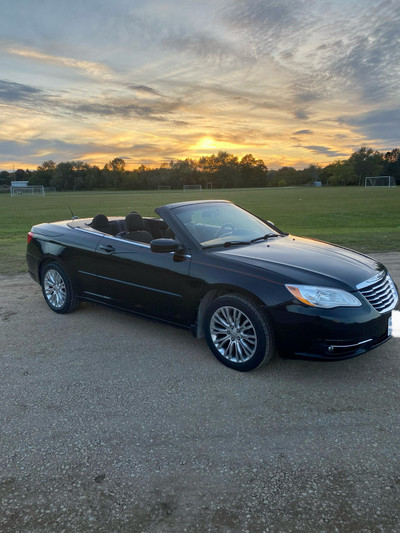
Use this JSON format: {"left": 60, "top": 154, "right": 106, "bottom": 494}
{"left": 270, "top": 301, "right": 393, "bottom": 361}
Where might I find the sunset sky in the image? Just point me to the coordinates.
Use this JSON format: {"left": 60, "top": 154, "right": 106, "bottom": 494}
{"left": 1, "top": 0, "right": 399, "bottom": 171}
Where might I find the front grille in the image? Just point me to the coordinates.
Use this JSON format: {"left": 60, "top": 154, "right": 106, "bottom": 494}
{"left": 357, "top": 273, "right": 398, "bottom": 313}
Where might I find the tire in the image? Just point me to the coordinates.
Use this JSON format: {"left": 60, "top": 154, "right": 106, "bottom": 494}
{"left": 204, "top": 294, "right": 274, "bottom": 372}
{"left": 41, "top": 263, "right": 79, "bottom": 314}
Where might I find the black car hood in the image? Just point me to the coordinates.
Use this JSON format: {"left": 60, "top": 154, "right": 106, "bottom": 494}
{"left": 214, "top": 235, "right": 383, "bottom": 289}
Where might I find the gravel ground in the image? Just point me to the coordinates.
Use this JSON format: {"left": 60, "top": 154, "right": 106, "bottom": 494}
{"left": 1, "top": 253, "right": 399, "bottom": 532}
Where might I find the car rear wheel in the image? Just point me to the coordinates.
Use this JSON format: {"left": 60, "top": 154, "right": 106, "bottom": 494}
{"left": 41, "top": 263, "right": 79, "bottom": 314}
{"left": 204, "top": 294, "right": 274, "bottom": 371}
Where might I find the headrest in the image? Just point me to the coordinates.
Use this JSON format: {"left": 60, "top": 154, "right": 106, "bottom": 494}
{"left": 91, "top": 214, "right": 109, "bottom": 229}
{"left": 126, "top": 212, "right": 144, "bottom": 232}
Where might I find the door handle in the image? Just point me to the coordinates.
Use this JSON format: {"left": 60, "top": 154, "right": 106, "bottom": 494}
{"left": 99, "top": 244, "right": 115, "bottom": 253}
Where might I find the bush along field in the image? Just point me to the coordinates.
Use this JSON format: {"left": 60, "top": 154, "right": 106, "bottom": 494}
{"left": 0, "top": 186, "right": 399, "bottom": 275}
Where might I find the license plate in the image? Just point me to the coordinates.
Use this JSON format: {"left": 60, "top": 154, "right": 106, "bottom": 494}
{"left": 388, "top": 315, "right": 392, "bottom": 336}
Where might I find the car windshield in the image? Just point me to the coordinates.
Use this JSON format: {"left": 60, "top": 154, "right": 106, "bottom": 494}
{"left": 173, "top": 202, "right": 280, "bottom": 248}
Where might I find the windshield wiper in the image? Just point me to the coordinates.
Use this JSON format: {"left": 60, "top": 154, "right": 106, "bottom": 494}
{"left": 250, "top": 233, "right": 280, "bottom": 243}
{"left": 222, "top": 240, "right": 251, "bottom": 247}
{"left": 203, "top": 234, "right": 281, "bottom": 249}
{"left": 203, "top": 240, "right": 250, "bottom": 249}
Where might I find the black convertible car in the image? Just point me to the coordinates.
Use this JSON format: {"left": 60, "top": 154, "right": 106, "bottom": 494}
{"left": 26, "top": 200, "right": 398, "bottom": 371}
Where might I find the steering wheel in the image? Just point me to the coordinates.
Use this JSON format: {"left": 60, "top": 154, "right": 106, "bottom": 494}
{"left": 214, "top": 223, "right": 234, "bottom": 239}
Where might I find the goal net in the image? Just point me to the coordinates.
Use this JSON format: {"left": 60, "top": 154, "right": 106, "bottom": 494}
{"left": 10, "top": 185, "right": 45, "bottom": 196}
{"left": 158, "top": 185, "right": 171, "bottom": 190}
{"left": 364, "top": 176, "right": 396, "bottom": 187}
{"left": 183, "top": 184, "right": 202, "bottom": 191}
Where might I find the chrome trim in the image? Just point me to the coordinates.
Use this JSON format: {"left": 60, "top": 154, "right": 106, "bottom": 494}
{"left": 74, "top": 226, "right": 189, "bottom": 255}
{"left": 101, "top": 233, "right": 150, "bottom": 248}
{"left": 79, "top": 270, "right": 182, "bottom": 298}
{"left": 79, "top": 269, "right": 182, "bottom": 298}
{"left": 357, "top": 272, "right": 398, "bottom": 314}
{"left": 95, "top": 273, "right": 182, "bottom": 298}
{"left": 79, "top": 270, "right": 96, "bottom": 277}
{"left": 74, "top": 226, "right": 151, "bottom": 248}
{"left": 83, "top": 291, "right": 112, "bottom": 300}
{"left": 356, "top": 271, "right": 385, "bottom": 290}
{"left": 74, "top": 226, "right": 105, "bottom": 235}
{"left": 328, "top": 338, "right": 372, "bottom": 350}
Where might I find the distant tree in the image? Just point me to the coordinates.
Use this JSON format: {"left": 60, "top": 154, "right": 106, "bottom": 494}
{"left": 383, "top": 148, "right": 400, "bottom": 183}
{"left": 85, "top": 165, "right": 102, "bottom": 189}
{"left": 105, "top": 157, "right": 126, "bottom": 172}
{"left": 348, "top": 146, "right": 383, "bottom": 184}
{"left": 321, "top": 160, "right": 357, "bottom": 185}
{"left": 11, "top": 145, "right": 399, "bottom": 193}
{"left": 299, "top": 164, "right": 321, "bottom": 185}
{"left": 52, "top": 161, "right": 90, "bottom": 190}
{"left": 103, "top": 157, "right": 126, "bottom": 188}
{"left": 169, "top": 159, "right": 199, "bottom": 188}
{"left": 14, "top": 169, "right": 27, "bottom": 181}
{"left": 239, "top": 154, "right": 268, "bottom": 187}
{"left": 29, "top": 160, "right": 56, "bottom": 187}
{"left": 198, "top": 151, "right": 240, "bottom": 188}
{"left": 0, "top": 170, "right": 11, "bottom": 186}
{"left": 269, "top": 167, "right": 298, "bottom": 187}
{"left": 135, "top": 164, "right": 151, "bottom": 189}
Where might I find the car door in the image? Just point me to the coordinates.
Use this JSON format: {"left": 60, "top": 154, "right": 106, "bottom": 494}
{"left": 93, "top": 234, "right": 191, "bottom": 323}
{"left": 59, "top": 226, "right": 104, "bottom": 298}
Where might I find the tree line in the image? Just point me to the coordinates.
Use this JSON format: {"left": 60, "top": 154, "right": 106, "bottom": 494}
{"left": 1, "top": 146, "right": 399, "bottom": 191}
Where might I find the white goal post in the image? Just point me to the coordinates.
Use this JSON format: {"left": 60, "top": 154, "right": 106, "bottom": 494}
{"left": 183, "top": 184, "right": 202, "bottom": 191}
{"left": 364, "top": 176, "right": 396, "bottom": 187}
{"left": 10, "top": 184, "right": 45, "bottom": 196}
{"left": 158, "top": 185, "right": 171, "bottom": 190}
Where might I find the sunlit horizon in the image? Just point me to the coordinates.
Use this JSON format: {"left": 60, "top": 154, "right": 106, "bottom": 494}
{"left": 1, "top": 0, "right": 399, "bottom": 172}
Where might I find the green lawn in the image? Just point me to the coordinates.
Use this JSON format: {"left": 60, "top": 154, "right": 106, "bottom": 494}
{"left": 0, "top": 187, "right": 399, "bottom": 275}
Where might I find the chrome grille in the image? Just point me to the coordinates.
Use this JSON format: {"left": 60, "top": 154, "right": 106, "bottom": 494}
{"left": 357, "top": 273, "right": 398, "bottom": 313}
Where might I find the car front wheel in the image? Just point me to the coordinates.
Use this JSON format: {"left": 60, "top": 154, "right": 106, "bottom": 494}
{"left": 41, "top": 263, "right": 79, "bottom": 314}
{"left": 204, "top": 294, "right": 274, "bottom": 371}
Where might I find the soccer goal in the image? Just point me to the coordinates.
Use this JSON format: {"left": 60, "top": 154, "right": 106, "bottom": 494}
{"left": 158, "top": 185, "right": 171, "bottom": 191}
{"left": 183, "top": 184, "right": 202, "bottom": 191}
{"left": 10, "top": 184, "right": 45, "bottom": 196}
{"left": 364, "top": 176, "right": 396, "bottom": 187}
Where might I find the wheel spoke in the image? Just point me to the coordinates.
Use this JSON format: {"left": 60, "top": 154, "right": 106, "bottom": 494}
{"left": 44, "top": 269, "right": 67, "bottom": 309}
{"left": 210, "top": 305, "right": 257, "bottom": 364}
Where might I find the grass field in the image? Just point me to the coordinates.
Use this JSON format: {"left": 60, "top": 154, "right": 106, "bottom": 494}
{"left": 0, "top": 186, "right": 399, "bottom": 275}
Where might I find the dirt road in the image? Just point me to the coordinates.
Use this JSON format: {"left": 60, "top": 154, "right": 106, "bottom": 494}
{"left": 1, "top": 253, "right": 399, "bottom": 532}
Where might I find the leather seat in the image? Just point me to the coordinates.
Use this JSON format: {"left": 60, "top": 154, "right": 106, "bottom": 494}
{"left": 122, "top": 213, "right": 153, "bottom": 243}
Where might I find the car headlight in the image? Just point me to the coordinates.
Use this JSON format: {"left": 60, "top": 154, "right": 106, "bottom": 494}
{"left": 285, "top": 284, "right": 362, "bottom": 308}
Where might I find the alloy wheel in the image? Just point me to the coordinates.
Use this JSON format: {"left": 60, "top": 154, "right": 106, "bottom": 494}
{"left": 44, "top": 269, "right": 67, "bottom": 309}
{"left": 209, "top": 305, "right": 257, "bottom": 363}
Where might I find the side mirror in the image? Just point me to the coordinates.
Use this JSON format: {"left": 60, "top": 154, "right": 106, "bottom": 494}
{"left": 150, "top": 238, "right": 180, "bottom": 253}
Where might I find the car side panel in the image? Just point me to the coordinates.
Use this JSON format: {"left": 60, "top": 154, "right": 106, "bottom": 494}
{"left": 93, "top": 235, "right": 191, "bottom": 322}
{"left": 27, "top": 224, "right": 103, "bottom": 297}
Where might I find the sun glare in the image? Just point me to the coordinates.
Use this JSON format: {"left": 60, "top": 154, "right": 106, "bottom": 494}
{"left": 196, "top": 137, "right": 218, "bottom": 151}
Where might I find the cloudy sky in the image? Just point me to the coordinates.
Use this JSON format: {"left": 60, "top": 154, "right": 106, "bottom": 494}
{"left": 1, "top": 0, "right": 399, "bottom": 170}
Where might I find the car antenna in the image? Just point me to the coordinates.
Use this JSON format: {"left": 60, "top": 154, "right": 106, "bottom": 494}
{"left": 68, "top": 205, "right": 79, "bottom": 220}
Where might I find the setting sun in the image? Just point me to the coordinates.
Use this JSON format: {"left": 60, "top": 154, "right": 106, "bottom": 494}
{"left": 196, "top": 137, "right": 218, "bottom": 152}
